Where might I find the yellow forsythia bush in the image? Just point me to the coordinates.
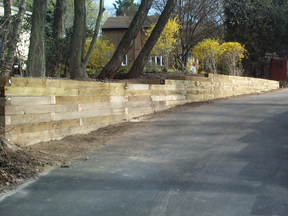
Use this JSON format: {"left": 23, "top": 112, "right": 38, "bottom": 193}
{"left": 192, "top": 39, "right": 221, "bottom": 74}
{"left": 84, "top": 38, "right": 114, "bottom": 70}
{"left": 146, "top": 16, "right": 179, "bottom": 68}
{"left": 219, "top": 42, "right": 246, "bottom": 76}
{"left": 193, "top": 39, "right": 247, "bottom": 75}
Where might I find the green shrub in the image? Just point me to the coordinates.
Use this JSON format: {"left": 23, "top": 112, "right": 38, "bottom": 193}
{"left": 86, "top": 68, "right": 95, "bottom": 76}
{"left": 151, "top": 67, "right": 160, "bottom": 72}
{"left": 118, "top": 67, "right": 128, "bottom": 73}
{"left": 167, "top": 68, "right": 184, "bottom": 73}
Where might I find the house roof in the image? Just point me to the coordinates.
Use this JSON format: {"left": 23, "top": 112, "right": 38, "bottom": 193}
{"left": 102, "top": 15, "right": 159, "bottom": 29}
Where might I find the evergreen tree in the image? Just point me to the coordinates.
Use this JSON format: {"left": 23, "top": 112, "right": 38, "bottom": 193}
{"left": 224, "top": 0, "right": 288, "bottom": 77}
{"left": 113, "top": 0, "right": 139, "bottom": 16}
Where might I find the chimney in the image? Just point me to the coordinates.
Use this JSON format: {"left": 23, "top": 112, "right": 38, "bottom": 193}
{"left": 9, "top": 0, "right": 13, "bottom": 6}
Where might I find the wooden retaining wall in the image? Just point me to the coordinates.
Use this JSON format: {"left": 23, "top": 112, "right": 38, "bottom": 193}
{"left": 0, "top": 74, "right": 279, "bottom": 146}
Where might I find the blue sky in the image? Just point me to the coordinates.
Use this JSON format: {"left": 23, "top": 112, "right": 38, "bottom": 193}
{"left": 104, "top": 0, "right": 116, "bottom": 14}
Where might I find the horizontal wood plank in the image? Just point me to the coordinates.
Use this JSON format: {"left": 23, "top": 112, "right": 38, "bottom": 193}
{"left": 54, "top": 123, "right": 111, "bottom": 138}
{"left": 150, "top": 85, "right": 180, "bottom": 90}
{"left": 59, "top": 80, "right": 109, "bottom": 89}
{"left": 6, "top": 119, "right": 80, "bottom": 134}
{"left": 110, "top": 96, "right": 126, "bottom": 103}
{"left": 128, "top": 107, "right": 152, "bottom": 114}
{"left": 5, "top": 86, "right": 78, "bottom": 96}
{"left": 9, "top": 113, "right": 51, "bottom": 125}
{"left": 125, "top": 90, "right": 152, "bottom": 96}
{"left": 78, "top": 87, "right": 125, "bottom": 96}
{"left": 83, "top": 114, "right": 126, "bottom": 126}
{"left": 127, "top": 96, "right": 151, "bottom": 102}
{"left": 81, "top": 102, "right": 125, "bottom": 111}
{"left": 126, "top": 101, "right": 166, "bottom": 108}
{"left": 151, "top": 95, "right": 186, "bottom": 101}
{"left": 167, "top": 76, "right": 212, "bottom": 82}
{"left": 5, "top": 104, "right": 78, "bottom": 115}
{"left": 126, "top": 84, "right": 150, "bottom": 90}
{"left": 55, "top": 110, "right": 113, "bottom": 121}
{"left": 10, "top": 77, "right": 46, "bottom": 88}
{"left": 9, "top": 96, "right": 51, "bottom": 105}
{"left": 55, "top": 96, "right": 110, "bottom": 104}
{"left": 11, "top": 130, "right": 51, "bottom": 145}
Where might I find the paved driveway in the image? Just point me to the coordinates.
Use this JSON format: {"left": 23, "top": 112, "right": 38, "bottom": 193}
{"left": 1, "top": 89, "right": 288, "bottom": 216}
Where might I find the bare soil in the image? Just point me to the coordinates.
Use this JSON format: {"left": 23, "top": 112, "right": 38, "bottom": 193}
{"left": 0, "top": 71, "right": 206, "bottom": 195}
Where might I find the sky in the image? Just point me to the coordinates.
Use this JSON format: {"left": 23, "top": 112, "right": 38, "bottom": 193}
{"left": 104, "top": 0, "right": 116, "bottom": 16}
{"left": 103, "top": 0, "right": 154, "bottom": 17}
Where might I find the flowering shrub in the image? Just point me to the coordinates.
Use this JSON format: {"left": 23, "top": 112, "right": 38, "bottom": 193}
{"left": 146, "top": 17, "right": 179, "bottom": 68}
{"left": 219, "top": 42, "right": 246, "bottom": 76}
{"left": 84, "top": 38, "right": 114, "bottom": 70}
{"left": 192, "top": 39, "right": 221, "bottom": 74}
{"left": 193, "top": 39, "right": 247, "bottom": 75}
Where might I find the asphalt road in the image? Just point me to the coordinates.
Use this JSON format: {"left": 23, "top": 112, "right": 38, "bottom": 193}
{"left": 1, "top": 89, "right": 288, "bottom": 216}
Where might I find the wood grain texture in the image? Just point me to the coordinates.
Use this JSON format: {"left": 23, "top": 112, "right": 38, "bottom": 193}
{"left": 55, "top": 96, "right": 110, "bottom": 104}
{"left": 6, "top": 119, "right": 80, "bottom": 134}
{"left": 81, "top": 102, "right": 125, "bottom": 111}
{"left": 9, "top": 113, "right": 51, "bottom": 125}
{"left": 11, "top": 130, "right": 51, "bottom": 145}
{"left": 9, "top": 96, "right": 51, "bottom": 105}
{"left": 54, "top": 110, "right": 115, "bottom": 121}
{"left": 5, "top": 86, "right": 78, "bottom": 96}
{"left": 125, "top": 90, "right": 152, "bottom": 96}
{"left": 0, "top": 76, "right": 279, "bottom": 146}
{"left": 5, "top": 104, "right": 78, "bottom": 115}
{"left": 83, "top": 114, "right": 126, "bottom": 126}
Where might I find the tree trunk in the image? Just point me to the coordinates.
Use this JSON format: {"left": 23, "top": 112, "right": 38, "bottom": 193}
{"left": 53, "top": 0, "right": 64, "bottom": 39}
{"left": 66, "top": 0, "right": 104, "bottom": 79}
{"left": 0, "top": 21, "right": 10, "bottom": 63}
{"left": 82, "top": 0, "right": 105, "bottom": 68}
{"left": 66, "top": 0, "right": 87, "bottom": 79}
{"left": 182, "top": 49, "right": 188, "bottom": 71}
{"left": 26, "top": 0, "right": 47, "bottom": 77}
{"left": 49, "top": 0, "right": 64, "bottom": 77}
{"left": 2, "top": 0, "right": 27, "bottom": 77}
{"left": 3, "top": 0, "right": 11, "bottom": 17}
{"left": 97, "top": 0, "right": 154, "bottom": 80}
{"left": 126, "top": 0, "right": 176, "bottom": 79}
{"left": 0, "top": 0, "right": 11, "bottom": 64}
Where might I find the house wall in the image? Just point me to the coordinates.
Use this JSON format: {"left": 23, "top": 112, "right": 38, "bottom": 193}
{"left": 0, "top": 3, "right": 31, "bottom": 61}
{"left": 0, "top": 75, "right": 279, "bottom": 146}
{"left": 102, "top": 29, "right": 143, "bottom": 67}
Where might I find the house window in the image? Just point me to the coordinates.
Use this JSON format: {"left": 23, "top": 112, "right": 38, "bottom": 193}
{"left": 121, "top": 55, "right": 128, "bottom": 66}
{"left": 150, "top": 56, "right": 163, "bottom": 66}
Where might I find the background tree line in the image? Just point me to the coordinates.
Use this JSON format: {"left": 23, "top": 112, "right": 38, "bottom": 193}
{"left": 0, "top": 0, "right": 287, "bottom": 79}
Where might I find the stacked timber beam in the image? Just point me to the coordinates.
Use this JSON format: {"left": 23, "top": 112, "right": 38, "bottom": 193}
{"left": 0, "top": 75, "right": 279, "bottom": 146}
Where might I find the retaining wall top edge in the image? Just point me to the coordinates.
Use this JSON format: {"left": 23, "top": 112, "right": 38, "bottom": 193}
{"left": 1, "top": 75, "right": 279, "bottom": 88}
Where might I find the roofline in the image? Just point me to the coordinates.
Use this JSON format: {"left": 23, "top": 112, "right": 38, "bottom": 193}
{"left": 101, "top": 15, "right": 159, "bottom": 29}
{"left": 102, "top": 27, "right": 128, "bottom": 30}
{"left": 102, "top": 25, "right": 152, "bottom": 30}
